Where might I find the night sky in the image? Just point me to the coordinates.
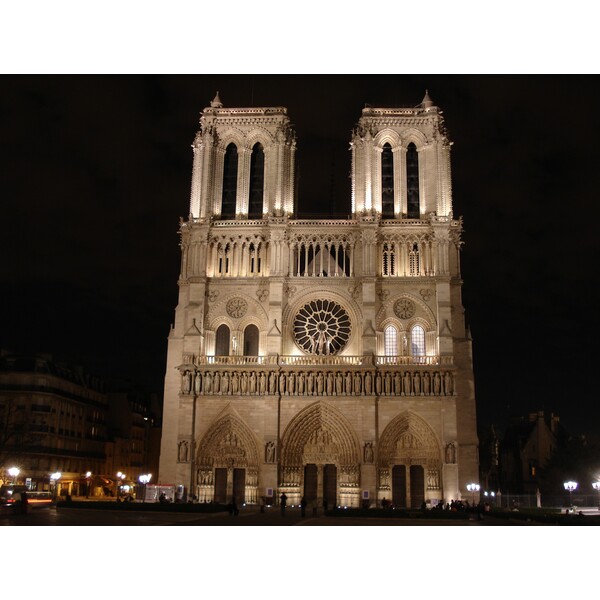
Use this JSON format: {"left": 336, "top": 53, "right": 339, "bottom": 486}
{"left": 2, "top": 75, "right": 598, "bottom": 440}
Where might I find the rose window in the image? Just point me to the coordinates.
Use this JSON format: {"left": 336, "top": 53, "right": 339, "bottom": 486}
{"left": 226, "top": 297, "right": 248, "bottom": 318}
{"left": 293, "top": 299, "right": 351, "bottom": 355}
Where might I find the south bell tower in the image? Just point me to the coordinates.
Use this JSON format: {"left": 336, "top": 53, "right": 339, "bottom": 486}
{"left": 159, "top": 92, "right": 478, "bottom": 508}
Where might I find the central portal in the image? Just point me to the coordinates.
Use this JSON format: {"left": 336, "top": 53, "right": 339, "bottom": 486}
{"left": 303, "top": 463, "right": 337, "bottom": 507}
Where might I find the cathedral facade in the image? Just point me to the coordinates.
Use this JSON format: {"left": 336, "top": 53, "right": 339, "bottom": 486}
{"left": 158, "top": 92, "right": 478, "bottom": 508}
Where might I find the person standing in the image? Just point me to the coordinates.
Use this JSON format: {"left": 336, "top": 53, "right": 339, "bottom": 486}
{"left": 280, "top": 492, "right": 287, "bottom": 516}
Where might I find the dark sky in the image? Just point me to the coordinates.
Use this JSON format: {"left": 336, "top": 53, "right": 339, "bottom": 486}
{"left": 1, "top": 75, "right": 598, "bottom": 439}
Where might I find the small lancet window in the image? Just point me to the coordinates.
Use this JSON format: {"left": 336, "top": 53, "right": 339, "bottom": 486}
{"left": 248, "top": 143, "right": 265, "bottom": 219}
{"left": 221, "top": 143, "right": 238, "bottom": 219}
{"left": 381, "top": 143, "right": 394, "bottom": 218}
{"left": 406, "top": 142, "right": 420, "bottom": 218}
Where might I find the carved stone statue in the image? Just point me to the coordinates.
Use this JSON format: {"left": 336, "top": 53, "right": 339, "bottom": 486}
{"left": 316, "top": 371, "right": 324, "bottom": 395}
{"left": 444, "top": 371, "right": 453, "bottom": 395}
{"left": 259, "top": 371, "right": 266, "bottom": 394}
{"left": 445, "top": 442, "right": 456, "bottom": 464}
{"left": 307, "top": 371, "right": 314, "bottom": 395}
{"left": 249, "top": 371, "right": 256, "bottom": 394}
{"left": 287, "top": 371, "right": 295, "bottom": 395}
{"left": 365, "top": 371, "right": 372, "bottom": 395}
{"left": 194, "top": 371, "right": 202, "bottom": 394}
{"left": 178, "top": 440, "right": 189, "bottom": 462}
{"left": 183, "top": 371, "right": 191, "bottom": 394}
{"left": 354, "top": 372, "right": 362, "bottom": 395}
{"left": 265, "top": 441, "right": 276, "bottom": 463}
{"left": 336, "top": 372, "right": 343, "bottom": 396}
{"left": 394, "top": 372, "right": 401, "bottom": 395}
{"left": 384, "top": 372, "right": 391, "bottom": 395}
{"left": 204, "top": 372, "right": 213, "bottom": 394}
{"left": 345, "top": 371, "right": 352, "bottom": 394}
{"left": 413, "top": 372, "right": 421, "bottom": 395}
{"left": 364, "top": 441, "right": 374, "bottom": 463}
{"left": 214, "top": 371, "right": 221, "bottom": 393}
{"left": 221, "top": 371, "right": 230, "bottom": 394}
{"left": 269, "top": 371, "right": 277, "bottom": 394}
{"left": 434, "top": 372, "right": 441, "bottom": 395}
{"left": 297, "top": 371, "right": 305, "bottom": 395}
{"left": 240, "top": 371, "right": 248, "bottom": 394}
{"left": 423, "top": 371, "right": 430, "bottom": 395}
{"left": 279, "top": 372, "right": 286, "bottom": 394}
{"left": 403, "top": 371, "right": 412, "bottom": 395}
{"left": 326, "top": 372, "right": 333, "bottom": 395}
{"left": 232, "top": 371, "right": 240, "bottom": 394}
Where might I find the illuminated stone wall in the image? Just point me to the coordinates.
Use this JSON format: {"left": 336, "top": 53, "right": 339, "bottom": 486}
{"left": 159, "top": 93, "right": 478, "bottom": 508}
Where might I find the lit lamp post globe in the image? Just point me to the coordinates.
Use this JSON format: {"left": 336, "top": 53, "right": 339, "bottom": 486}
{"left": 564, "top": 481, "right": 577, "bottom": 509}
{"left": 466, "top": 483, "right": 480, "bottom": 506}
{"left": 139, "top": 474, "right": 152, "bottom": 503}
{"left": 592, "top": 481, "right": 600, "bottom": 509}
{"left": 8, "top": 467, "right": 20, "bottom": 483}
{"left": 116, "top": 472, "right": 126, "bottom": 500}
{"left": 50, "top": 472, "right": 61, "bottom": 500}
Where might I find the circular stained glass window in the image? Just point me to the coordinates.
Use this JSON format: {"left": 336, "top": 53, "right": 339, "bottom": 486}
{"left": 293, "top": 299, "right": 351, "bottom": 355}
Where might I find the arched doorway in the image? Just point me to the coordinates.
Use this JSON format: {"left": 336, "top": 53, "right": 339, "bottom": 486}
{"left": 279, "top": 402, "right": 360, "bottom": 507}
{"left": 195, "top": 412, "right": 260, "bottom": 504}
{"left": 378, "top": 411, "right": 442, "bottom": 508}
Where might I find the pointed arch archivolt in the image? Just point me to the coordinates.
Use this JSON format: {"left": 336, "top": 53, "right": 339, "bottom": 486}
{"left": 378, "top": 411, "right": 442, "bottom": 467}
{"left": 280, "top": 401, "right": 361, "bottom": 467}
{"left": 196, "top": 410, "right": 260, "bottom": 469}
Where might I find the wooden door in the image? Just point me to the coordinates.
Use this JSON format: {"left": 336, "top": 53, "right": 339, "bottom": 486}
{"left": 392, "top": 465, "right": 407, "bottom": 507}
{"left": 214, "top": 468, "right": 227, "bottom": 503}
{"left": 410, "top": 465, "right": 424, "bottom": 508}
{"left": 304, "top": 464, "right": 317, "bottom": 503}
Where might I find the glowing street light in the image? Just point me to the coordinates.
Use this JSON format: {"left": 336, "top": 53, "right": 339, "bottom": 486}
{"left": 116, "top": 472, "right": 126, "bottom": 500}
{"left": 466, "top": 483, "right": 480, "bottom": 506}
{"left": 8, "top": 467, "right": 20, "bottom": 483}
{"left": 50, "top": 472, "right": 62, "bottom": 500}
{"left": 85, "top": 471, "right": 92, "bottom": 498}
{"left": 563, "top": 481, "right": 577, "bottom": 508}
{"left": 592, "top": 481, "right": 600, "bottom": 509}
{"left": 139, "top": 473, "right": 152, "bottom": 503}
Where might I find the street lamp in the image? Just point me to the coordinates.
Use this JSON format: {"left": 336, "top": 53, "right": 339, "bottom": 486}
{"left": 8, "top": 467, "right": 20, "bottom": 484}
{"left": 592, "top": 481, "right": 600, "bottom": 509}
{"left": 563, "top": 480, "right": 577, "bottom": 508}
{"left": 116, "top": 471, "right": 126, "bottom": 500}
{"left": 466, "top": 483, "right": 480, "bottom": 506}
{"left": 85, "top": 472, "right": 92, "bottom": 498}
{"left": 50, "top": 472, "right": 61, "bottom": 500}
{"left": 139, "top": 473, "right": 152, "bottom": 503}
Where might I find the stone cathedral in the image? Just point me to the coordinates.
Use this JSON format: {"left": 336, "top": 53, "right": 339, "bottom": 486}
{"left": 158, "top": 91, "right": 479, "bottom": 508}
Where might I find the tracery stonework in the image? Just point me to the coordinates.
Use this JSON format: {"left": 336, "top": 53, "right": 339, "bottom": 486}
{"left": 226, "top": 297, "right": 248, "bottom": 318}
{"left": 159, "top": 92, "right": 479, "bottom": 509}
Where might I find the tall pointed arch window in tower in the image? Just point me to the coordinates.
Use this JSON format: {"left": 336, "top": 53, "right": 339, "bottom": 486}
{"left": 215, "top": 324, "right": 231, "bottom": 356}
{"left": 406, "top": 143, "right": 420, "bottom": 218}
{"left": 384, "top": 324, "right": 398, "bottom": 356}
{"left": 381, "top": 143, "right": 394, "bottom": 218}
{"left": 248, "top": 143, "right": 265, "bottom": 219}
{"left": 221, "top": 143, "right": 238, "bottom": 219}
{"left": 410, "top": 324, "right": 425, "bottom": 363}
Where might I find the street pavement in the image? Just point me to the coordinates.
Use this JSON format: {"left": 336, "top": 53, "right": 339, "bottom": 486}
{"left": 0, "top": 504, "right": 527, "bottom": 526}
